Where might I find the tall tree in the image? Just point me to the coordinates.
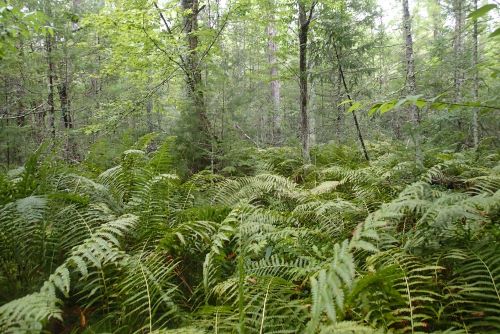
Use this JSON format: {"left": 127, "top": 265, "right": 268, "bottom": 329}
{"left": 402, "top": 0, "right": 422, "bottom": 166}
{"left": 46, "top": 32, "right": 56, "bottom": 139}
{"left": 298, "top": 0, "right": 316, "bottom": 163}
{"left": 182, "top": 0, "right": 205, "bottom": 120}
{"left": 453, "top": 0, "right": 464, "bottom": 103}
{"left": 267, "top": 0, "right": 281, "bottom": 144}
{"left": 162, "top": 0, "right": 215, "bottom": 170}
{"left": 472, "top": 0, "right": 479, "bottom": 148}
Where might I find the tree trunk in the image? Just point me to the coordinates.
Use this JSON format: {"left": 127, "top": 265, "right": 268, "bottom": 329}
{"left": 146, "top": 99, "right": 154, "bottom": 133}
{"left": 16, "top": 41, "right": 26, "bottom": 128}
{"left": 333, "top": 44, "right": 369, "bottom": 161}
{"left": 402, "top": 0, "right": 422, "bottom": 167}
{"left": 453, "top": 0, "right": 464, "bottom": 103}
{"left": 267, "top": 5, "right": 281, "bottom": 145}
{"left": 298, "top": 2, "right": 312, "bottom": 163}
{"left": 335, "top": 68, "right": 344, "bottom": 141}
{"left": 472, "top": 0, "right": 479, "bottom": 148}
{"left": 58, "top": 75, "right": 72, "bottom": 129}
{"left": 309, "top": 74, "right": 317, "bottom": 146}
{"left": 181, "top": 0, "right": 213, "bottom": 169}
{"left": 46, "top": 34, "right": 56, "bottom": 139}
{"left": 182, "top": 0, "right": 207, "bottom": 125}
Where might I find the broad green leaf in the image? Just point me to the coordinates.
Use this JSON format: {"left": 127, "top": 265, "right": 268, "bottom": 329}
{"left": 489, "top": 27, "right": 500, "bottom": 38}
{"left": 468, "top": 4, "right": 497, "bottom": 20}
{"left": 368, "top": 103, "right": 382, "bottom": 116}
{"left": 415, "top": 99, "right": 427, "bottom": 108}
{"left": 379, "top": 101, "right": 396, "bottom": 114}
{"left": 430, "top": 102, "right": 447, "bottom": 110}
{"left": 347, "top": 101, "right": 362, "bottom": 113}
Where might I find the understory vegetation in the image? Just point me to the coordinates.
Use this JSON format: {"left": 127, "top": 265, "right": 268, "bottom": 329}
{"left": 1, "top": 0, "right": 500, "bottom": 332}
{"left": 0, "top": 137, "right": 498, "bottom": 333}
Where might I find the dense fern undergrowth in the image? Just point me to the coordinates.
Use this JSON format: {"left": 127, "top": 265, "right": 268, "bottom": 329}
{"left": 0, "top": 136, "right": 499, "bottom": 334}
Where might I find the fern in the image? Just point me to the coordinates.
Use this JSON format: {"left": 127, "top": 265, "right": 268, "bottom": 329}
{"left": 0, "top": 215, "right": 137, "bottom": 332}
{"left": 1, "top": 143, "right": 498, "bottom": 333}
{"left": 110, "top": 250, "right": 181, "bottom": 333}
{"left": 449, "top": 244, "right": 500, "bottom": 331}
{"left": 305, "top": 218, "right": 382, "bottom": 332}
{"left": 367, "top": 250, "right": 443, "bottom": 333}
{"left": 307, "top": 240, "right": 356, "bottom": 332}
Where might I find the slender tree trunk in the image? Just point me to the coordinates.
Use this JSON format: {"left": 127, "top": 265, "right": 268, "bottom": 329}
{"left": 309, "top": 74, "right": 317, "bottom": 146}
{"left": 58, "top": 82, "right": 71, "bottom": 128}
{"left": 453, "top": 0, "right": 464, "bottom": 103}
{"left": 146, "top": 99, "right": 154, "bottom": 133}
{"left": 402, "top": 0, "right": 422, "bottom": 167}
{"left": 58, "top": 63, "right": 72, "bottom": 130}
{"left": 46, "top": 34, "right": 56, "bottom": 139}
{"left": 3, "top": 78, "right": 10, "bottom": 166}
{"left": 16, "top": 41, "right": 26, "bottom": 128}
{"left": 57, "top": 28, "right": 79, "bottom": 160}
{"left": 472, "top": 0, "right": 479, "bottom": 148}
{"left": 267, "top": 5, "right": 281, "bottom": 145}
{"left": 452, "top": 0, "right": 464, "bottom": 133}
{"left": 87, "top": 33, "right": 100, "bottom": 145}
{"left": 335, "top": 69, "right": 344, "bottom": 140}
{"left": 333, "top": 44, "right": 369, "bottom": 161}
{"left": 298, "top": 2, "right": 312, "bottom": 163}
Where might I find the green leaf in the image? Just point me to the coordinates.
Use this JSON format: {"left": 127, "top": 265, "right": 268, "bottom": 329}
{"left": 347, "top": 101, "right": 362, "bottom": 113}
{"left": 379, "top": 101, "right": 396, "bottom": 114}
{"left": 337, "top": 99, "right": 353, "bottom": 107}
{"left": 489, "top": 27, "right": 500, "bottom": 38}
{"left": 430, "top": 102, "right": 447, "bottom": 110}
{"left": 415, "top": 99, "right": 427, "bottom": 108}
{"left": 368, "top": 103, "right": 382, "bottom": 116}
{"left": 468, "top": 4, "right": 497, "bottom": 20}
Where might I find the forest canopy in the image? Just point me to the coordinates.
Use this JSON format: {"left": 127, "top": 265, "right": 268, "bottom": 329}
{"left": 0, "top": 0, "right": 499, "bottom": 333}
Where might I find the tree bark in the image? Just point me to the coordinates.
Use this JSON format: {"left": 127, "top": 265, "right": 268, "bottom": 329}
{"left": 453, "top": 0, "right": 464, "bottom": 103}
{"left": 402, "top": 0, "right": 422, "bottom": 167}
{"left": 298, "top": 1, "right": 314, "bottom": 163}
{"left": 309, "top": 74, "right": 317, "bottom": 146}
{"left": 267, "top": 4, "right": 281, "bottom": 144}
{"left": 46, "top": 34, "right": 56, "bottom": 139}
{"left": 335, "top": 68, "right": 344, "bottom": 141}
{"left": 58, "top": 81, "right": 71, "bottom": 128}
{"left": 181, "top": 0, "right": 213, "bottom": 168}
{"left": 146, "top": 99, "right": 154, "bottom": 133}
{"left": 57, "top": 49, "right": 72, "bottom": 130}
{"left": 472, "top": 0, "right": 479, "bottom": 148}
{"left": 182, "top": 0, "right": 207, "bottom": 125}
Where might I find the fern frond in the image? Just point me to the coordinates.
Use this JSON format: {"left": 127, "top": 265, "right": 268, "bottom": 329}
{"left": 306, "top": 240, "right": 356, "bottom": 331}
{"left": 368, "top": 250, "right": 443, "bottom": 333}
{"left": 215, "top": 174, "right": 304, "bottom": 207}
{"left": 450, "top": 244, "right": 500, "bottom": 331}
{"left": 0, "top": 215, "right": 138, "bottom": 332}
